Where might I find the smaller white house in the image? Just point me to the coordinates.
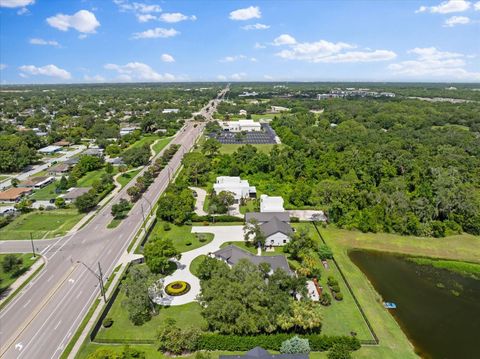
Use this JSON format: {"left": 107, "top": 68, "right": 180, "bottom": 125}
{"left": 162, "top": 108, "right": 179, "bottom": 114}
{"left": 260, "top": 195, "right": 284, "bottom": 213}
{"left": 38, "top": 145, "right": 62, "bottom": 154}
{"left": 120, "top": 127, "right": 138, "bottom": 136}
{"left": 239, "top": 109, "right": 247, "bottom": 116}
{"left": 213, "top": 176, "right": 256, "bottom": 201}
{"left": 270, "top": 106, "right": 290, "bottom": 113}
{"left": 220, "top": 120, "right": 261, "bottom": 132}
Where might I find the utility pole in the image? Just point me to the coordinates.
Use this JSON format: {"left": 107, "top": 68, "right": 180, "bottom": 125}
{"left": 77, "top": 261, "right": 107, "bottom": 303}
{"left": 30, "top": 232, "right": 36, "bottom": 258}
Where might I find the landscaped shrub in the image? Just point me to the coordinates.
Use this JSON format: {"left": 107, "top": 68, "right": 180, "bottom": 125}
{"left": 163, "top": 222, "right": 171, "bottom": 231}
{"left": 330, "top": 284, "right": 341, "bottom": 293}
{"left": 320, "top": 293, "right": 332, "bottom": 306}
{"left": 327, "top": 343, "right": 353, "bottom": 359}
{"left": 102, "top": 317, "right": 113, "bottom": 328}
{"left": 290, "top": 216, "right": 300, "bottom": 223}
{"left": 191, "top": 214, "right": 243, "bottom": 223}
{"left": 327, "top": 276, "right": 338, "bottom": 286}
{"left": 165, "top": 281, "right": 191, "bottom": 296}
{"left": 186, "top": 241, "right": 192, "bottom": 246}
{"left": 197, "top": 334, "right": 360, "bottom": 352}
{"left": 280, "top": 336, "right": 310, "bottom": 354}
{"left": 334, "top": 292, "right": 344, "bottom": 301}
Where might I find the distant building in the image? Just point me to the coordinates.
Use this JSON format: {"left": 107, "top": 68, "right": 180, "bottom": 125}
{"left": 0, "top": 206, "right": 17, "bottom": 217}
{"left": 48, "top": 163, "right": 71, "bottom": 176}
{"left": 83, "top": 148, "right": 104, "bottom": 157}
{"left": 239, "top": 109, "right": 248, "bottom": 116}
{"left": 38, "top": 145, "right": 62, "bottom": 154}
{"left": 212, "top": 246, "right": 293, "bottom": 275}
{"left": 213, "top": 176, "right": 256, "bottom": 202}
{"left": 18, "top": 176, "right": 54, "bottom": 189}
{"left": 0, "top": 188, "right": 33, "bottom": 202}
{"left": 53, "top": 140, "right": 71, "bottom": 147}
{"left": 270, "top": 106, "right": 290, "bottom": 113}
{"left": 162, "top": 108, "right": 179, "bottom": 114}
{"left": 119, "top": 127, "right": 138, "bottom": 136}
{"left": 220, "top": 119, "right": 262, "bottom": 132}
{"left": 260, "top": 195, "right": 284, "bottom": 213}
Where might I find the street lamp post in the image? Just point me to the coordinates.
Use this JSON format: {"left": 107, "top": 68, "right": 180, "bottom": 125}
{"left": 77, "top": 261, "right": 107, "bottom": 302}
{"left": 30, "top": 232, "right": 36, "bottom": 258}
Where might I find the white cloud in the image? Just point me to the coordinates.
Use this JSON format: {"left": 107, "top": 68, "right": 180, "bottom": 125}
{"left": 444, "top": 15, "right": 471, "bottom": 26}
{"left": 229, "top": 6, "right": 261, "bottom": 21}
{"left": 161, "top": 54, "right": 175, "bottom": 63}
{"left": 47, "top": 10, "right": 100, "bottom": 34}
{"left": 104, "top": 62, "right": 175, "bottom": 81}
{"left": 388, "top": 47, "right": 480, "bottom": 80}
{"left": 29, "top": 38, "right": 60, "bottom": 47}
{"left": 83, "top": 74, "right": 106, "bottom": 82}
{"left": 231, "top": 72, "right": 247, "bottom": 80}
{"left": 159, "top": 12, "right": 196, "bottom": 23}
{"left": 272, "top": 34, "right": 296, "bottom": 46}
{"left": 132, "top": 27, "right": 179, "bottom": 39}
{"left": 273, "top": 36, "right": 396, "bottom": 63}
{"left": 0, "top": 64, "right": 7, "bottom": 70}
{"left": 137, "top": 14, "right": 156, "bottom": 22}
{"left": 475, "top": 1, "right": 480, "bottom": 10}
{"left": 263, "top": 75, "right": 274, "bottom": 80}
{"left": 217, "top": 75, "right": 227, "bottom": 81}
{"left": 250, "top": 57, "right": 258, "bottom": 62}
{"left": 19, "top": 64, "right": 71, "bottom": 80}
{"left": 254, "top": 42, "right": 266, "bottom": 49}
{"left": 242, "top": 23, "right": 270, "bottom": 30}
{"left": 114, "top": 0, "right": 161, "bottom": 14}
{"left": 416, "top": 0, "right": 471, "bottom": 14}
{"left": 220, "top": 55, "right": 247, "bottom": 63}
{"left": 0, "top": 0, "right": 34, "bottom": 8}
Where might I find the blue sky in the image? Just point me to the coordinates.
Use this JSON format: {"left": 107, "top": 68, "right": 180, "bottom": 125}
{"left": 0, "top": 0, "right": 479, "bottom": 83}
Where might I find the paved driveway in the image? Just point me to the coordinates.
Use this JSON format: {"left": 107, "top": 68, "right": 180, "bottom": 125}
{"left": 189, "top": 187, "right": 208, "bottom": 216}
{"left": 152, "top": 225, "right": 244, "bottom": 306}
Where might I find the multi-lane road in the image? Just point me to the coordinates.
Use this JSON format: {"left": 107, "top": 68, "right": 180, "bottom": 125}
{"left": 0, "top": 87, "right": 228, "bottom": 359}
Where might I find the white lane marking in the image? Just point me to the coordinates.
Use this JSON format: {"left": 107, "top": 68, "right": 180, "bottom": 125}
{"left": 54, "top": 320, "right": 62, "bottom": 330}
{"left": 75, "top": 290, "right": 83, "bottom": 299}
{"left": 68, "top": 278, "right": 75, "bottom": 283}
{"left": 47, "top": 275, "right": 54, "bottom": 282}
{"left": 15, "top": 343, "right": 23, "bottom": 351}
{"left": 22, "top": 299, "right": 31, "bottom": 308}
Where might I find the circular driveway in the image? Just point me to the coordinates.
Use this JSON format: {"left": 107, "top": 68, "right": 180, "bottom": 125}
{"left": 153, "top": 225, "right": 244, "bottom": 306}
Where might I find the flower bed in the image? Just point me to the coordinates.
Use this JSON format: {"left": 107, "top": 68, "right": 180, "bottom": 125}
{"left": 165, "top": 281, "right": 191, "bottom": 296}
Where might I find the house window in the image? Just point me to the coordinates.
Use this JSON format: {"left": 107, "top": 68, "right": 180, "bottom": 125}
{"left": 283, "top": 239, "right": 287, "bottom": 243}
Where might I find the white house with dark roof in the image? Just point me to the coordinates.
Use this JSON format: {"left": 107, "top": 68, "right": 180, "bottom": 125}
{"left": 245, "top": 212, "right": 293, "bottom": 246}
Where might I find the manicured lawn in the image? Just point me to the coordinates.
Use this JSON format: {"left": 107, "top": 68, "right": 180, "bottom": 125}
{"left": 127, "top": 135, "right": 161, "bottom": 152}
{"left": 30, "top": 181, "right": 62, "bottom": 200}
{"left": 189, "top": 254, "right": 207, "bottom": 277}
{"left": 219, "top": 144, "right": 279, "bottom": 155}
{"left": 220, "top": 241, "right": 257, "bottom": 254}
{"left": 116, "top": 169, "right": 141, "bottom": 188}
{"left": 239, "top": 199, "right": 258, "bottom": 214}
{"left": 0, "top": 253, "right": 37, "bottom": 294}
{"left": 147, "top": 221, "right": 214, "bottom": 253}
{"left": 152, "top": 137, "right": 172, "bottom": 155}
{"left": 96, "top": 289, "right": 206, "bottom": 341}
{"left": 251, "top": 114, "right": 276, "bottom": 120}
{"left": 77, "top": 168, "right": 117, "bottom": 188}
{"left": 0, "top": 209, "right": 84, "bottom": 240}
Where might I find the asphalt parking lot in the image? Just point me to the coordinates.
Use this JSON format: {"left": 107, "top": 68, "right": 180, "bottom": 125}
{"left": 211, "top": 124, "right": 278, "bottom": 144}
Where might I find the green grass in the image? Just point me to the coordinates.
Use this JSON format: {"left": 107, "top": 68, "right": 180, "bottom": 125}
{"left": 77, "top": 168, "right": 117, "bottom": 188}
{"left": 239, "top": 199, "right": 258, "bottom": 214}
{"left": 107, "top": 218, "right": 122, "bottom": 229}
{"left": 407, "top": 257, "right": 480, "bottom": 279}
{"left": 0, "top": 253, "right": 38, "bottom": 294}
{"left": 96, "top": 290, "right": 206, "bottom": 341}
{"left": 251, "top": 114, "right": 276, "bottom": 120}
{"left": 219, "top": 144, "right": 278, "bottom": 155}
{"left": 116, "top": 169, "right": 141, "bottom": 188}
{"left": 30, "top": 181, "right": 62, "bottom": 200}
{"left": 147, "top": 221, "right": 214, "bottom": 253}
{"left": 127, "top": 135, "right": 160, "bottom": 152}
{"left": 0, "top": 175, "right": 9, "bottom": 181}
{"left": 0, "top": 209, "right": 84, "bottom": 240}
{"left": 151, "top": 137, "right": 172, "bottom": 155}
{"left": 189, "top": 254, "right": 207, "bottom": 277}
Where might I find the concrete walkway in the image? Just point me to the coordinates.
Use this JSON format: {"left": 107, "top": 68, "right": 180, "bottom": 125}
{"left": 152, "top": 225, "right": 244, "bottom": 306}
{"left": 189, "top": 187, "right": 208, "bottom": 216}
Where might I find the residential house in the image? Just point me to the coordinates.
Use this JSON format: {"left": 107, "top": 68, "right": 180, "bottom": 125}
{"left": 239, "top": 109, "right": 248, "bottom": 116}
{"left": 245, "top": 212, "right": 292, "bottom": 246}
{"left": 213, "top": 176, "right": 256, "bottom": 202}
{"left": 270, "top": 106, "right": 290, "bottom": 113}
{"left": 0, "top": 188, "right": 33, "bottom": 202}
{"left": 260, "top": 195, "right": 285, "bottom": 213}
{"left": 119, "top": 127, "right": 139, "bottom": 136}
{"left": 61, "top": 187, "right": 91, "bottom": 203}
{"left": 162, "top": 108, "right": 179, "bottom": 114}
{"left": 53, "top": 140, "right": 71, "bottom": 147}
{"left": 212, "top": 245, "right": 293, "bottom": 275}
{"left": 220, "top": 347, "right": 307, "bottom": 359}
{"left": 38, "top": 145, "right": 62, "bottom": 154}
{"left": 83, "top": 148, "right": 104, "bottom": 157}
{"left": 18, "top": 176, "right": 54, "bottom": 189}
{"left": 48, "top": 163, "right": 71, "bottom": 176}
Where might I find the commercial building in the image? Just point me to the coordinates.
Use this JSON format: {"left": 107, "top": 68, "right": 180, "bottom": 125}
{"left": 220, "top": 119, "right": 262, "bottom": 132}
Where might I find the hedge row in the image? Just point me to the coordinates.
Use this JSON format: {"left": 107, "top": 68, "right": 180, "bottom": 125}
{"left": 191, "top": 214, "right": 244, "bottom": 222}
{"left": 198, "top": 333, "right": 360, "bottom": 352}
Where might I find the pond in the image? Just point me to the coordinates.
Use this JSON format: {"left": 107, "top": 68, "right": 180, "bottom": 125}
{"left": 349, "top": 250, "right": 480, "bottom": 359}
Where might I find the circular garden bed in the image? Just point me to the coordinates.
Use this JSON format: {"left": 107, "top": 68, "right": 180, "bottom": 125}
{"left": 165, "top": 281, "right": 191, "bottom": 296}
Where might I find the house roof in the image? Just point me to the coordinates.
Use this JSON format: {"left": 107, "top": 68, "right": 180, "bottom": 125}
{"left": 0, "top": 188, "right": 32, "bottom": 201}
{"left": 260, "top": 217, "right": 293, "bottom": 237}
{"left": 49, "top": 163, "right": 70, "bottom": 172}
{"left": 19, "top": 176, "right": 53, "bottom": 187}
{"left": 245, "top": 212, "right": 290, "bottom": 223}
{"left": 62, "top": 187, "right": 91, "bottom": 200}
{"left": 53, "top": 140, "right": 71, "bottom": 146}
{"left": 213, "top": 245, "right": 292, "bottom": 274}
{"left": 220, "top": 347, "right": 308, "bottom": 359}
